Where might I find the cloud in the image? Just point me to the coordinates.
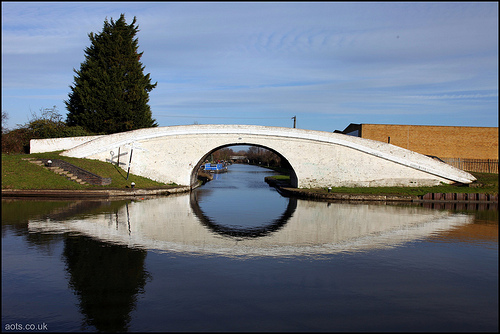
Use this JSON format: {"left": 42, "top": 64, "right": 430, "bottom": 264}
{"left": 406, "top": 93, "right": 498, "bottom": 100}
{"left": 1, "top": 2, "right": 498, "bottom": 131}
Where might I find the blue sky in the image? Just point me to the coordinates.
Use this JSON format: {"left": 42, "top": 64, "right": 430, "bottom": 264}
{"left": 2, "top": 1, "right": 498, "bottom": 133}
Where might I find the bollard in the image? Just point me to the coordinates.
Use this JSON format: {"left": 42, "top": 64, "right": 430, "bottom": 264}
{"left": 46, "top": 160, "right": 52, "bottom": 167}
{"left": 328, "top": 187, "right": 332, "bottom": 193}
{"left": 131, "top": 182, "right": 135, "bottom": 189}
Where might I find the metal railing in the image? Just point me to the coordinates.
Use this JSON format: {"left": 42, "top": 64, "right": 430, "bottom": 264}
{"left": 440, "top": 158, "right": 498, "bottom": 174}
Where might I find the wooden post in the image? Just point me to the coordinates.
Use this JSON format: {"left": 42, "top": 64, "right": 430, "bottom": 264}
{"left": 126, "top": 149, "right": 133, "bottom": 180}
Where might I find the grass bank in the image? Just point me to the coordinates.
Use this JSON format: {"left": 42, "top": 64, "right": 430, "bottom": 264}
{"left": 267, "top": 173, "right": 498, "bottom": 197}
{"left": 2, "top": 153, "right": 498, "bottom": 196}
{"left": 2, "top": 152, "right": 177, "bottom": 190}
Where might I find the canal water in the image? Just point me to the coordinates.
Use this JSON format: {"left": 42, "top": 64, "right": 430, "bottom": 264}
{"left": 2, "top": 164, "right": 498, "bottom": 332}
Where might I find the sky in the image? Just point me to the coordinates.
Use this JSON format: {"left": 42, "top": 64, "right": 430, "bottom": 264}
{"left": 2, "top": 1, "right": 498, "bottom": 133}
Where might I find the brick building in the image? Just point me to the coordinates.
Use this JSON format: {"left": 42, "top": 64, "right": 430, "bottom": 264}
{"left": 337, "top": 123, "right": 498, "bottom": 173}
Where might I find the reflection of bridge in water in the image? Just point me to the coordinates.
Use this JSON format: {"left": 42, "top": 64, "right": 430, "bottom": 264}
{"left": 28, "top": 194, "right": 474, "bottom": 257}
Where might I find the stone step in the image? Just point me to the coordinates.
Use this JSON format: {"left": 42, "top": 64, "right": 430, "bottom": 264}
{"left": 64, "top": 174, "right": 87, "bottom": 185}
{"left": 48, "top": 167, "right": 65, "bottom": 173}
{"left": 25, "top": 158, "right": 90, "bottom": 186}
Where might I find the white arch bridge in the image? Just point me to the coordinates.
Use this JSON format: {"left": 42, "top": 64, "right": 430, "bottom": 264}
{"left": 31, "top": 124, "right": 475, "bottom": 189}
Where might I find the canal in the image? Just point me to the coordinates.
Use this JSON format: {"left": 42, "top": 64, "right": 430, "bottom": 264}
{"left": 2, "top": 164, "right": 498, "bottom": 332}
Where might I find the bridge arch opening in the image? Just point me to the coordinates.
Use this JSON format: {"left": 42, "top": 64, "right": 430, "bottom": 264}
{"left": 190, "top": 143, "right": 298, "bottom": 188}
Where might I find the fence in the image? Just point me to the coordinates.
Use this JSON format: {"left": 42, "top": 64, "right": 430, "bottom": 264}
{"left": 440, "top": 158, "right": 498, "bottom": 174}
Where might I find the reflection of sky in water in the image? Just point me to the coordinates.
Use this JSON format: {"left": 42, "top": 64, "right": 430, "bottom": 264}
{"left": 198, "top": 189, "right": 288, "bottom": 228}
{"left": 196, "top": 165, "right": 289, "bottom": 228}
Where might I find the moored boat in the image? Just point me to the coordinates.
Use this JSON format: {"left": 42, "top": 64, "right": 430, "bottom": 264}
{"left": 201, "top": 162, "right": 228, "bottom": 173}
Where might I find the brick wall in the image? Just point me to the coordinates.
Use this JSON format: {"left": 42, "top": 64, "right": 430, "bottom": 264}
{"left": 358, "top": 124, "right": 498, "bottom": 160}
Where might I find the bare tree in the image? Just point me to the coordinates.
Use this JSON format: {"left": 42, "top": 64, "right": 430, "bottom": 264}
{"left": 211, "top": 147, "right": 234, "bottom": 162}
{"left": 1, "top": 111, "right": 8, "bottom": 134}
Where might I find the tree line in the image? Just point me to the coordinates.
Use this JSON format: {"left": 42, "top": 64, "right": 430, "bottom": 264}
{"left": 210, "top": 146, "right": 282, "bottom": 168}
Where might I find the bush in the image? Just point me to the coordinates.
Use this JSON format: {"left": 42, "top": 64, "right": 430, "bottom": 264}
{"left": 1, "top": 107, "right": 96, "bottom": 154}
{"left": 2, "top": 128, "right": 31, "bottom": 154}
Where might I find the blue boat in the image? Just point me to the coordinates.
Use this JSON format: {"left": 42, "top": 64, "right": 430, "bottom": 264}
{"left": 202, "top": 163, "right": 228, "bottom": 173}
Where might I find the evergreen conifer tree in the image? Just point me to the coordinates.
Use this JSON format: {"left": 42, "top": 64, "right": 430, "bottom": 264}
{"left": 65, "top": 14, "right": 157, "bottom": 134}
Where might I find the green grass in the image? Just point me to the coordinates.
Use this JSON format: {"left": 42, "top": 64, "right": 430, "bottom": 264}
{"left": 2, "top": 152, "right": 177, "bottom": 190}
{"left": 270, "top": 175, "right": 291, "bottom": 181}
{"left": 3, "top": 152, "right": 498, "bottom": 195}
{"left": 269, "top": 173, "right": 498, "bottom": 196}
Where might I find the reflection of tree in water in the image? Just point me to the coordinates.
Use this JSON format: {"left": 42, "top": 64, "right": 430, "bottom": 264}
{"left": 2, "top": 199, "right": 151, "bottom": 331}
{"left": 63, "top": 235, "right": 151, "bottom": 332}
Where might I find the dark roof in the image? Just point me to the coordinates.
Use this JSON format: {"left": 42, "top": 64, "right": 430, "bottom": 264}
{"left": 339, "top": 123, "right": 361, "bottom": 135}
